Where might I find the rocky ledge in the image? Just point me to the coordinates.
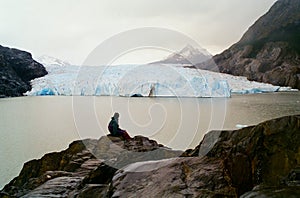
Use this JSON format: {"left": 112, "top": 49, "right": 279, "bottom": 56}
{"left": 1, "top": 115, "right": 300, "bottom": 197}
{"left": 0, "top": 45, "right": 47, "bottom": 97}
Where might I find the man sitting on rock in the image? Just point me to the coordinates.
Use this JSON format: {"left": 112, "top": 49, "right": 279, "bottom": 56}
{"left": 108, "top": 112, "right": 132, "bottom": 140}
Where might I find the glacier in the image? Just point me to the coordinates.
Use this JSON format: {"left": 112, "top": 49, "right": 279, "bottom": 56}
{"left": 26, "top": 63, "right": 290, "bottom": 97}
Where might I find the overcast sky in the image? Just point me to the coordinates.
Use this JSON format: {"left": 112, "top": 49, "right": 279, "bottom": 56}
{"left": 0, "top": 0, "right": 277, "bottom": 65}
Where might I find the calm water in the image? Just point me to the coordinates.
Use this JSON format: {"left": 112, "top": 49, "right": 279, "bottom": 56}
{"left": 0, "top": 92, "right": 300, "bottom": 188}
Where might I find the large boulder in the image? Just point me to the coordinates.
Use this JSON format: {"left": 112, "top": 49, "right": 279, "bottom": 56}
{"left": 0, "top": 45, "right": 47, "bottom": 97}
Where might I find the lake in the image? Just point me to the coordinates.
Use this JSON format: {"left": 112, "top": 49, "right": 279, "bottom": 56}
{"left": 0, "top": 92, "right": 300, "bottom": 188}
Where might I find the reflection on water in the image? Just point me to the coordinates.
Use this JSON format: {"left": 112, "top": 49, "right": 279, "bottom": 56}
{"left": 0, "top": 92, "right": 299, "bottom": 188}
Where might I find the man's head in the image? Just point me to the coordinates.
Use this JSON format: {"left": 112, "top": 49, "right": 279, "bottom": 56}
{"left": 113, "top": 112, "right": 119, "bottom": 119}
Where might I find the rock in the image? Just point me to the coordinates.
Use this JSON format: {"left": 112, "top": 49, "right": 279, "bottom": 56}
{"left": 197, "top": 0, "right": 300, "bottom": 89}
{"left": 284, "top": 168, "right": 300, "bottom": 187}
{"left": 0, "top": 45, "right": 47, "bottom": 97}
{"left": 92, "top": 135, "right": 181, "bottom": 170}
{"left": 130, "top": 94, "right": 143, "bottom": 97}
{"left": 110, "top": 157, "right": 236, "bottom": 198}
{"left": 76, "top": 184, "right": 108, "bottom": 198}
{"left": 185, "top": 115, "right": 300, "bottom": 196}
{"left": 110, "top": 115, "right": 300, "bottom": 197}
{"left": 241, "top": 167, "right": 300, "bottom": 198}
{"left": 0, "top": 136, "right": 181, "bottom": 197}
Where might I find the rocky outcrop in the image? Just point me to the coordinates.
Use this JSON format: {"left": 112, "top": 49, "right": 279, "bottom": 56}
{"left": 111, "top": 115, "right": 300, "bottom": 197}
{"left": 0, "top": 45, "right": 47, "bottom": 97}
{"left": 198, "top": 0, "right": 300, "bottom": 89}
{"left": 1, "top": 115, "right": 300, "bottom": 197}
{"left": 0, "top": 135, "right": 181, "bottom": 197}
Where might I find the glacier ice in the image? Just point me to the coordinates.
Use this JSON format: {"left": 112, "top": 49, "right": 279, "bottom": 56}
{"left": 36, "top": 88, "right": 55, "bottom": 96}
{"left": 211, "top": 80, "right": 231, "bottom": 97}
{"left": 26, "top": 63, "right": 287, "bottom": 97}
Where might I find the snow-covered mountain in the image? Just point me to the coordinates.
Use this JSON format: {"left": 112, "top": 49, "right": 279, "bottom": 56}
{"left": 36, "top": 55, "right": 71, "bottom": 67}
{"left": 154, "top": 44, "right": 212, "bottom": 65}
{"left": 25, "top": 63, "right": 291, "bottom": 97}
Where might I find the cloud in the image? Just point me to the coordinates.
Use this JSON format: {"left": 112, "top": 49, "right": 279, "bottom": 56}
{"left": 0, "top": 0, "right": 277, "bottom": 64}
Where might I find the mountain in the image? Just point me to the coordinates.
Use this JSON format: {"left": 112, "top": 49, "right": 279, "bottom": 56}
{"left": 154, "top": 44, "right": 212, "bottom": 65}
{"left": 0, "top": 45, "right": 48, "bottom": 97}
{"left": 197, "top": 0, "right": 300, "bottom": 89}
{"left": 36, "top": 55, "right": 71, "bottom": 67}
